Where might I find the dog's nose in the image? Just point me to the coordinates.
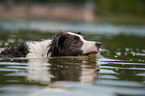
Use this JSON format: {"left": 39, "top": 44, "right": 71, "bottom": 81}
{"left": 96, "top": 42, "right": 101, "bottom": 48}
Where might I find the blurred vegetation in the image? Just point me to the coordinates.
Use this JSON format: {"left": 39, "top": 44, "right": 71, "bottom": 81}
{"left": 1, "top": 0, "right": 144, "bottom": 15}
{"left": 0, "top": 0, "right": 145, "bottom": 24}
{"left": 94, "top": 0, "right": 145, "bottom": 24}
{"left": 95, "top": 0, "right": 145, "bottom": 15}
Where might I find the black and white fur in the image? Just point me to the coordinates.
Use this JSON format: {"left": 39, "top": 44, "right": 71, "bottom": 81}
{"left": 0, "top": 32, "right": 101, "bottom": 58}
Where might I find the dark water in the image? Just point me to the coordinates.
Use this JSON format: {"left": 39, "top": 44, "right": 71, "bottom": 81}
{"left": 0, "top": 20, "right": 145, "bottom": 96}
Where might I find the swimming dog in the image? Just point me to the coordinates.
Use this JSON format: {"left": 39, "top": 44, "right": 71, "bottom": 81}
{"left": 0, "top": 32, "right": 101, "bottom": 58}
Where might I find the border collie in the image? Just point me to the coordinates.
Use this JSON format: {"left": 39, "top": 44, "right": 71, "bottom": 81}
{"left": 0, "top": 32, "right": 101, "bottom": 58}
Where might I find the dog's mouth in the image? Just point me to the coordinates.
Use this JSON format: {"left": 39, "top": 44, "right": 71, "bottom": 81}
{"left": 82, "top": 47, "right": 101, "bottom": 56}
{"left": 81, "top": 47, "right": 101, "bottom": 56}
{"left": 82, "top": 51, "right": 98, "bottom": 56}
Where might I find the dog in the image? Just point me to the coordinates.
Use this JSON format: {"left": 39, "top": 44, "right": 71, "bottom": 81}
{"left": 0, "top": 32, "right": 101, "bottom": 58}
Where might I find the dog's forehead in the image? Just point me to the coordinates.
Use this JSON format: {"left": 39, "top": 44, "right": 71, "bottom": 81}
{"left": 67, "top": 32, "right": 84, "bottom": 40}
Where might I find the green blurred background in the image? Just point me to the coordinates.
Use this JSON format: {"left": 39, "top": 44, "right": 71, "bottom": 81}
{"left": 0, "top": 0, "right": 145, "bottom": 24}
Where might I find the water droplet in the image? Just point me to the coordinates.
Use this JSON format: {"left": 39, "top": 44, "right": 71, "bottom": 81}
{"left": 130, "top": 51, "right": 135, "bottom": 56}
{"left": 116, "top": 52, "right": 121, "bottom": 56}
{"left": 10, "top": 59, "right": 14, "bottom": 61}
{"left": 124, "top": 52, "right": 127, "bottom": 56}
{"left": 125, "top": 48, "right": 129, "bottom": 51}
{"left": 114, "top": 55, "right": 118, "bottom": 57}
{"left": 142, "top": 49, "right": 145, "bottom": 53}
{"left": 4, "top": 42, "right": 9, "bottom": 46}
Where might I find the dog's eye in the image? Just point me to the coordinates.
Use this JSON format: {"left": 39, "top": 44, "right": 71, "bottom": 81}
{"left": 74, "top": 41, "right": 78, "bottom": 44}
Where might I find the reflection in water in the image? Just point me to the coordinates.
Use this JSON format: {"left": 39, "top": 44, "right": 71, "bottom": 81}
{"left": 27, "top": 56, "right": 99, "bottom": 85}
{"left": 27, "top": 58, "right": 53, "bottom": 85}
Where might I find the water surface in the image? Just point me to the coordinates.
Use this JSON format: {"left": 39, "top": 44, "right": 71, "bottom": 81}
{"left": 0, "top": 20, "right": 145, "bottom": 96}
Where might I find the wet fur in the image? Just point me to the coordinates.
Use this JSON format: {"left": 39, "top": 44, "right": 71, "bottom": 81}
{"left": 48, "top": 32, "right": 83, "bottom": 57}
{"left": 0, "top": 43, "right": 29, "bottom": 57}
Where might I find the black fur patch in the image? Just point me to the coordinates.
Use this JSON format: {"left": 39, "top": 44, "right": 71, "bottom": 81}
{"left": 48, "top": 32, "right": 83, "bottom": 57}
{"left": 0, "top": 43, "right": 29, "bottom": 57}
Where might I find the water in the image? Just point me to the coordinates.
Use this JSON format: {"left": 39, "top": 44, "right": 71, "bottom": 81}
{"left": 0, "top": 20, "right": 145, "bottom": 96}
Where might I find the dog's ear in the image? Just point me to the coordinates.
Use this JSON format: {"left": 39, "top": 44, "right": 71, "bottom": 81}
{"left": 53, "top": 32, "right": 67, "bottom": 47}
{"left": 58, "top": 32, "right": 67, "bottom": 46}
{"left": 48, "top": 32, "right": 67, "bottom": 57}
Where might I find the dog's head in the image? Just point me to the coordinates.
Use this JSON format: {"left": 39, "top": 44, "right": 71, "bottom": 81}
{"left": 48, "top": 32, "right": 101, "bottom": 57}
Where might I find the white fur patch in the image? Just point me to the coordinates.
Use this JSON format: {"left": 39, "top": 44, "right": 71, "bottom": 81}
{"left": 26, "top": 40, "right": 52, "bottom": 58}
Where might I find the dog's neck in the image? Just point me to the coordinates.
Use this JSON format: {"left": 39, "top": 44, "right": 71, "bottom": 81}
{"left": 26, "top": 40, "right": 52, "bottom": 58}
